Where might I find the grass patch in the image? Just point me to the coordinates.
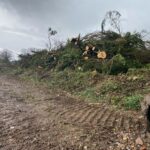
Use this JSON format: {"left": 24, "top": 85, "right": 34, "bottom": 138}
{"left": 78, "top": 87, "right": 106, "bottom": 103}
{"left": 99, "top": 81, "right": 119, "bottom": 95}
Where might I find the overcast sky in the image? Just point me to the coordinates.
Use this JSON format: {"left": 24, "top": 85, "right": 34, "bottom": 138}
{"left": 0, "top": 0, "right": 150, "bottom": 57}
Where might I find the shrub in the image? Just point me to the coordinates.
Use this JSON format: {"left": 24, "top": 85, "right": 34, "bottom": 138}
{"left": 101, "top": 54, "right": 127, "bottom": 75}
{"left": 82, "top": 59, "right": 102, "bottom": 72}
{"left": 110, "top": 54, "right": 127, "bottom": 74}
{"left": 125, "top": 59, "right": 143, "bottom": 69}
{"left": 123, "top": 94, "right": 143, "bottom": 110}
{"left": 57, "top": 47, "right": 82, "bottom": 70}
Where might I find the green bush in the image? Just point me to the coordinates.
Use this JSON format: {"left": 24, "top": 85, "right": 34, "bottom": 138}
{"left": 58, "top": 47, "right": 82, "bottom": 70}
{"left": 101, "top": 54, "right": 127, "bottom": 75}
{"left": 82, "top": 59, "right": 102, "bottom": 72}
{"left": 123, "top": 94, "right": 143, "bottom": 110}
{"left": 110, "top": 54, "right": 127, "bottom": 74}
{"left": 125, "top": 59, "right": 143, "bottom": 69}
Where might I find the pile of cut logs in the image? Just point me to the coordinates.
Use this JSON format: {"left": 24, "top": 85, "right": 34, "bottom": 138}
{"left": 71, "top": 36, "right": 107, "bottom": 60}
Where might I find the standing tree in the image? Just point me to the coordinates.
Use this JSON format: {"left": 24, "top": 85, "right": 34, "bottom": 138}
{"left": 101, "top": 10, "right": 122, "bottom": 34}
{"left": 48, "top": 27, "right": 57, "bottom": 51}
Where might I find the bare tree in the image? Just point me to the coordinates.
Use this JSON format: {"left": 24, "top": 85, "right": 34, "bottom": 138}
{"left": 0, "top": 50, "right": 12, "bottom": 63}
{"left": 48, "top": 27, "right": 57, "bottom": 51}
{"left": 101, "top": 10, "right": 122, "bottom": 34}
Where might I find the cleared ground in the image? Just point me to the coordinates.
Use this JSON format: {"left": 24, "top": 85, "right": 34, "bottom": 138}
{"left": 0, "top": 75, "right": 149, "bottom": 150}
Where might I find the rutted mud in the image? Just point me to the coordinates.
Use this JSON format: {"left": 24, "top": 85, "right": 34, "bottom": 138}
{"left": 0, "top": 75, "right": 149, "bottom": 150}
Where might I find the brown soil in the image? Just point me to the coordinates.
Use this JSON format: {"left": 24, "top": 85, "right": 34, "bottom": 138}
{"left": 0, "top": 75, "right": 149, "bottom": 150}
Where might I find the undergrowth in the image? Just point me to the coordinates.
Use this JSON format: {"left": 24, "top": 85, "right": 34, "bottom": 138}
{"left": 13, "top": 66, "right": 150, "bottom": 111}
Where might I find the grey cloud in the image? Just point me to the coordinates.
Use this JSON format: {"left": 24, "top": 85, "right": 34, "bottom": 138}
{"left": 0, "top": 0, "right": 150, "bottom": 56}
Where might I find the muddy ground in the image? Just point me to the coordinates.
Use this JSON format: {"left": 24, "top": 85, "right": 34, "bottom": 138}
{"left": 0, "top": 75, "right": 149, "bottom": 150}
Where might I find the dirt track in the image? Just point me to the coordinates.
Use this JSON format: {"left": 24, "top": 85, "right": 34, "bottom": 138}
{"left": 0, "top": 75, "right": 149, "bottom": 150}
